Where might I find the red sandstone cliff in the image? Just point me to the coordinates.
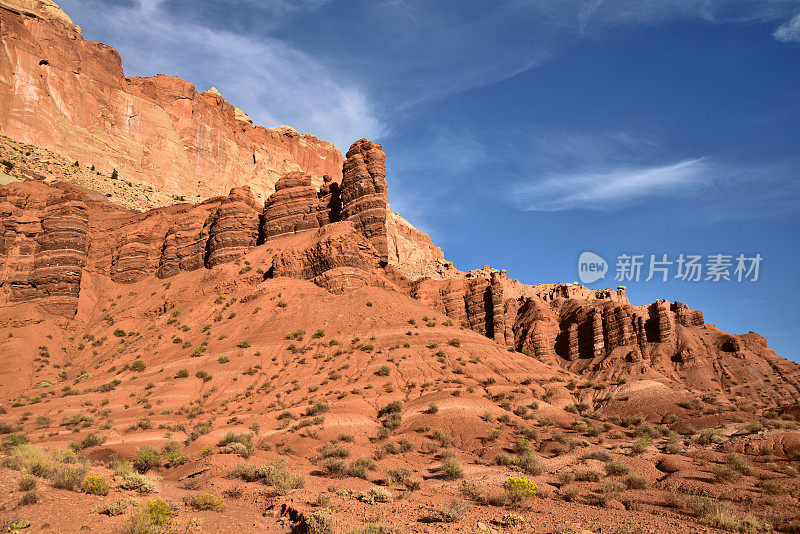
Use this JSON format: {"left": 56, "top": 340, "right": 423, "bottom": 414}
{"left": 0, "top": 0, "right": 344, "bottom": 203}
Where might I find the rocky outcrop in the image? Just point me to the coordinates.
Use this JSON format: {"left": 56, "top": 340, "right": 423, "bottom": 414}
{"left": 405, "top": 264, "right": 738, "bottom": 385}
{"left": 340, "top": 139, "right": 389, "bottom": 264}
{"left": 107, "top": 188, "right": 264, "bottom": 282}
{"left": 386, "top": 213, "right": 451, "bottom": 280}
{"left": 262, "top": 222, "right": 391, "bottom": 294}
{"left": 673, "top": 301, "right": 704, "bottom": 326}
{"left": 0, "top": 1, "right": 75, "bottom": 27}
{"left": 0, "top": 4, "right": 343, "bottom": 202}
{"left": 261, "top": 172, "right": 329, "bottom": 240}
{"left": 205, "top": 186, "right": 260, "bottom": 268}
{"left": 31, "top": 192, "right": 87, "bottom": 313}
{"left": 0, "top": 133, "right": 438, "bottom": 309}
{"left": 0, "top": 156, "right": 795, "bottom": 408}
{"left": 0, "top": 181, "right": 86, "bottom": 314}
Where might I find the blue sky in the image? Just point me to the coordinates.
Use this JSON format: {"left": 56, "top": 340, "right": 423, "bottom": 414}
{"left": 59, "top": 0, "right": 800, "bottom": 362}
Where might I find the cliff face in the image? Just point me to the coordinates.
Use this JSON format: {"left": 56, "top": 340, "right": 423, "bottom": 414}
{"left": 0, "top": 140, "right": 447, "bottom": 311}
{"left": 2, "top": 139, "right": 797, "bottom": 409}
{"left": 0, "top": 1, "right": 344, "bottom": 203}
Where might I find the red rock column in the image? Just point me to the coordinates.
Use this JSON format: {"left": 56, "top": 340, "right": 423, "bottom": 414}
{"left": 650, "top": 301, "right": 674, "bottom": 343}
{"left": 503, "top": 299, "right": 520, "bottom": 346}
{"left": 205, "top": 186, "right": 260, "bottom": 268}
{"left": 592, "top": 308, "right": 605, "bottom": 359}
{"left": 603, "top": 306, "right": 635, "bottom": 350}
{"left": 566, "top": 323, "right": 579, "bottom": 361}
{"left": 31, "top": 194, "right": 88, "bottom": 315}
{"left": 261, "top": 173, "right": 321, "bottom": 240}
{"left": 340, "top": 139, "right": 389, "bottom": 263}
{"left": 672, "top": 301, "right": 704, "bottom": 326}
{"left": 634, "top": 315, "right": 646, "bottom": 345}
{"left": 490, "top": 271, "right": 506, "bottom": 344}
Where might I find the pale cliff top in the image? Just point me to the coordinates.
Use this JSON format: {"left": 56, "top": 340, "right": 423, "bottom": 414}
{"left": 0, "top": 0, "right": 75, "bottom": 27}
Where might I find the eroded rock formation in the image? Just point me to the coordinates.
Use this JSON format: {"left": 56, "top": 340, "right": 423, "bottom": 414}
{"left": 0, "top": 133, "right": 788, "bottom": 407}
{"left": 205, "top": 187, "right": 260, "bottom": 268}
{"left": 0, "top": 136, "right": 462, "bottom": 319}
{"left": 262, "top": 172, "right": 328, "bottom": 239}
{"left": 0, "top": 181, "right": 87, "bottom": 314}
{"left": 341, "top": 139, "right": 390, "bottom": 263}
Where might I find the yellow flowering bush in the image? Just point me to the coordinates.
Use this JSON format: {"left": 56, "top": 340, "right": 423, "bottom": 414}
{"left": 184, "top": 492, "right": 225, "bottom": 511}
{"left": 503, "top": 476, "right": 538, "bottom": 502}
{"left": 81, "top": 473, "right": 110, "bottom": 495}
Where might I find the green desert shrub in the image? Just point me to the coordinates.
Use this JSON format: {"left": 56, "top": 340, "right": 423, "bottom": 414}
{"left": 516, "top": 452, "right": 544, "bottom": 475}
{"left": 119, "top": 472, "right": 157, "bottom": 493}
{"left": 122, "top": 498, "right": 176, "bottom": 533}
{"left": 319, "top": 443, "right": 350, "bottom": 459}
{"left": 625, "top": 475, "right": 648, "bottom": 489}
{"left": 92, "top": 497, "right": 137, "bottom": 516}
{"left": 70, "top": 432, "right": 106, "bottom": 451}
{"left": 160, "top": 441, "right": 187, "bottom": 467}
{"left": 357, "top": 486, "right": 394, "bottom": 504}
{"left": 347, "top": 457, "right": 376, "bottom": 479}
{"left": 308, "top": 507, "right": 335, "bottom": 534}
{"left": 575, "top": 469, "right": 602, "bottom": 482}
{"left": 429, "top": 499, "right": 468, "bottom": 523}
{"left": 183, "top": 492, "right": 225, "bottom": 511}
{"left": 305, "top": 402, "right": 330, "bottom": 416}
{"left": 321, "top": 457, "right": 347, "bottom": 477}
{"left": 440, "top": 457, "right": 464, "bottom": 480}
{"left": 19, "top": 474, "right": 37, "bottom": 491}
{"left": 19, "top": 490, "right": 39, "bottom": 506}
{"left": 604, "top": 460, "right": 631, "bottom": 476}
{"left": 230, "top": 459, "right": 304, "bottom": 493}
{"left": 133, "top": 446, "right": 161, "bottom": 473}
{"left": 51, "top": 463, "right": 89, "bottom": 490}
{"left": 218, "top": 432, "right": 254, "bottom": 458}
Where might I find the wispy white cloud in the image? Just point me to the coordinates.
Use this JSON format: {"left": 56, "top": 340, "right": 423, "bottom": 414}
{"left": 774, "top": 12, "right": 800, "bottom": 42}
{"left": 395, "top": 126, "right": 486, "bottom": 175}
{"left": 509, "top": 158, "right": 709, "bottom": 212}
{"left": 58, "top": 0, "right": 383, "bottom": 150}
{"left": 566, "top": 0, "right": 800, "bottom": 28}
{"left": 520, "top": 129, "right": 665, "bottom": 170}
{"left": 506, "top": 129, "right": 800, "bottom": 217}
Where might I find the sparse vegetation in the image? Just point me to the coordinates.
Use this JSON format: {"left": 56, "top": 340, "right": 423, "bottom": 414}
{"left": 218, "top": 432, "right": 255, "bottom": 458}
{"left": 230, "top": 459, "right": 305, "bottom": 493}
{"left": 440, "top": 457, "right": 464, "bottom": 479}
{"left": 183, "top": 493, "right": 225, "bottom": 511}
{"left": 133, "top": 446, "right": 161, "bottom": 473}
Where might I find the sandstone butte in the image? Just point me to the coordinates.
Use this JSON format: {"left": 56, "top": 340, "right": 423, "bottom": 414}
{"left": 0, "top": 2, "right": 798, "bottom": 534}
